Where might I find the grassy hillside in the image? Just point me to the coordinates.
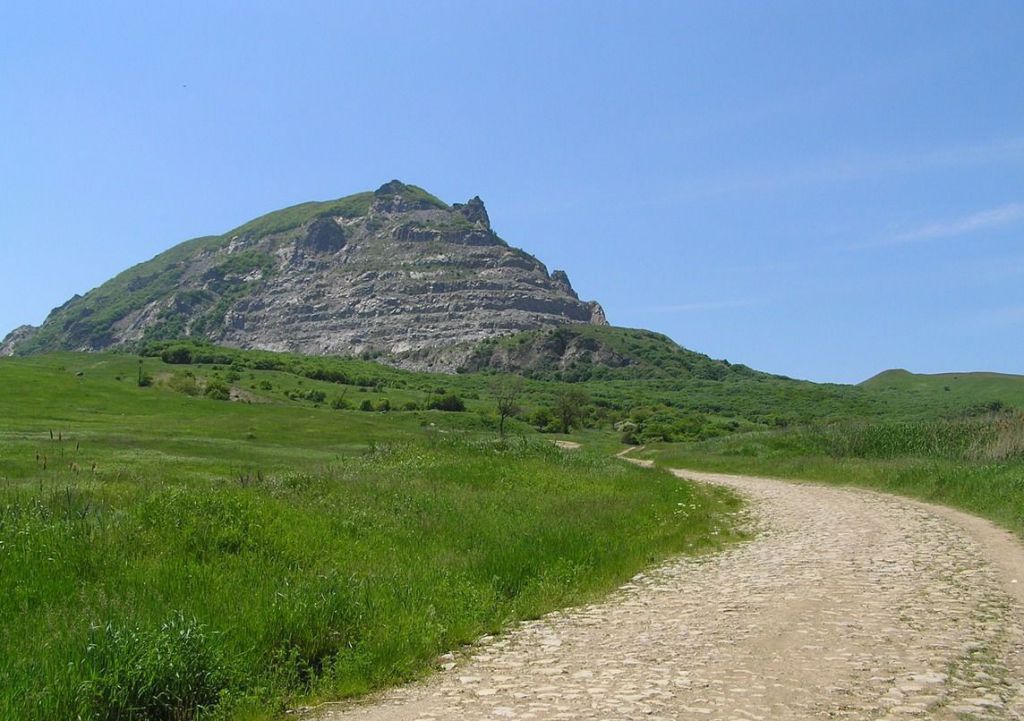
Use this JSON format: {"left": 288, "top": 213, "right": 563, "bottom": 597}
{"left": 133, "top": 338, "right": 1024, "bottom": 445}
{"left": 0, "top": 352, "right": 744, "bottom": 721}
{"left": 862, "top": 368, "right": 1024, "bottom": 412}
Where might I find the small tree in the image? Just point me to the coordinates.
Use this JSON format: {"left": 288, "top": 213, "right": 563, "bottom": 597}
{"left": 530, "top": 407, "right": 555, "bottom": 432}
{"left": 490, "top": 376, "right": 525, "bottom": 437}
{"left": 553, "top": 386, "right": 590, "bottom": 434}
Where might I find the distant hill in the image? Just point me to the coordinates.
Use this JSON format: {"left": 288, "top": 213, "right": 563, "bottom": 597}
{"left": 860, "top": 368, "right": 1024, "bottom": 414}
{"left": 1, "top": 181, "right": 606, "bottom": 368}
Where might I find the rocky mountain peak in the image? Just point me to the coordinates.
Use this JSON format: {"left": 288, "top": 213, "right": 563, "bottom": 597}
{"left": 371, "top": 180, "right": 447, "bottom": 214}
{"left": 6, "top": 182, "right": 610, "bottom": 370}
{"left": 452, "top": 196, "right": 490, "bottom": 229}
{"left": 549, "top": 270, "right": 578, "bottom": 299}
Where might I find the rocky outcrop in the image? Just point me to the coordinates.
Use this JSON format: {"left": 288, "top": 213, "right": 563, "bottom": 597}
{"left": 9, "top": 181, "right": 609, "bottom": 369}
{"left": 549, "top": 270, "right": 578, "bottom": 299}
{"left": 452, "top": 196, "right": 490, "bottom": 227}
{"left": 461, "top": 327, "right": 633, "bottom": 376}
{"left": 0, "top": 325, "right": 38, "bottom": 356}
{"left": 298, "top": 218, "right": 348, "bottom": 254}
{"left": 588, "top": 301, "right": 608, "bottom": 326}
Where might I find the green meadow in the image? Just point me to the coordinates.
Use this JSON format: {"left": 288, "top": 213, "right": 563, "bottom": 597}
{"left": 0, "top": 352, "right": 744, "bottom": 721}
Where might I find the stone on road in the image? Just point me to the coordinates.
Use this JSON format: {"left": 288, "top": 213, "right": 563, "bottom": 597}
{"left": 319, "top": 470, "right": 1024, "bottom": 721}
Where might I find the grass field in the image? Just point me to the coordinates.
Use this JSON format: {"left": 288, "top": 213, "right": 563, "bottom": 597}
{"left": 4, "top": 348, "right": 1023, "bottom": 719}
{"left": 631, "top": 411, "right": 1024, "bottom": 537}
{"left": 0, "top": 352, "right": 745, "bottom": 721}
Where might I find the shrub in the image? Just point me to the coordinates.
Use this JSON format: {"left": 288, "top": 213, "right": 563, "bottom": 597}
{"left": 530, "top": 407, "right": 555, "bottom": 432}
{"left": 204, "top": 380, "right": 231, "bottom": 401}
{"left": 359, "top": 400, "right": 374, "bottom": 412}
{"left": 160, "top": 346, "right": 194, "bottom": 365}
{"left": 427, "top": 393, "right": 465, "bottom": 412}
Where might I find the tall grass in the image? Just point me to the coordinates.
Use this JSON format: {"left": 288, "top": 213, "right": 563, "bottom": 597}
{"left": 0, "top": 438, "right": 743, "bottom": 721}
{"left": 784, "top": 412, "right": 1024, "bottom": 462}
{"left": 637, "top": 412, "right": 1024, "bottom": 537}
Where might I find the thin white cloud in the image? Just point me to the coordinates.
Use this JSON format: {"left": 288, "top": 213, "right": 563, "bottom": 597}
{"left": 850, "top": 201, "right": 1024, "bottom": 249}
{"left": 648, "top": 299, "right": 760, "bottom": 313}
{"left": 890, "top": 202, "right": 1024, "bottom": 244}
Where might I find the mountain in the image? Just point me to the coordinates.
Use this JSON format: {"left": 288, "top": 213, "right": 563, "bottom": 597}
{"left": 2, "top": 181, "right": 607, "bottom": 368}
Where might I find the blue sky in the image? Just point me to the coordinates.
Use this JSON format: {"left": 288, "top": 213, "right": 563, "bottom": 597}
{"left": 1, "top": 1, "right": 1021, "bottom": 383}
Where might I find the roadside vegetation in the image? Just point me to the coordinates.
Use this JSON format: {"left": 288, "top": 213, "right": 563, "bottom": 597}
{"left": 632, "top": 407, "right": 1024, "bottom": 537}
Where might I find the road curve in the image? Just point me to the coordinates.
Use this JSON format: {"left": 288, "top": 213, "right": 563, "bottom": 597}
{"left": 319, "top": 469, "right": 1024, "bottom": 721}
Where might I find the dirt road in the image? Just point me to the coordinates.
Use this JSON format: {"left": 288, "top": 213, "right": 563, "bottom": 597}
{"left": 320, "top": 470, "right": 1024, "bottom": 720}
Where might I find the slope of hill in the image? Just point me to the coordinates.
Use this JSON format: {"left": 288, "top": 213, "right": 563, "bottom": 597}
{"left": 460, "top": 325, "right": 765, "bottom": 381}
{"left": 2, "top": 181, "right": 606, "bottom": 366}
{"left": 860, "top": 368, "right": 1024, "bottom": 414}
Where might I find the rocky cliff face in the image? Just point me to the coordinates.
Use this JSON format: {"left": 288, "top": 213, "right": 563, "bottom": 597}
{"left": 4, "top": 181, "right": 608, "bottom": 367}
